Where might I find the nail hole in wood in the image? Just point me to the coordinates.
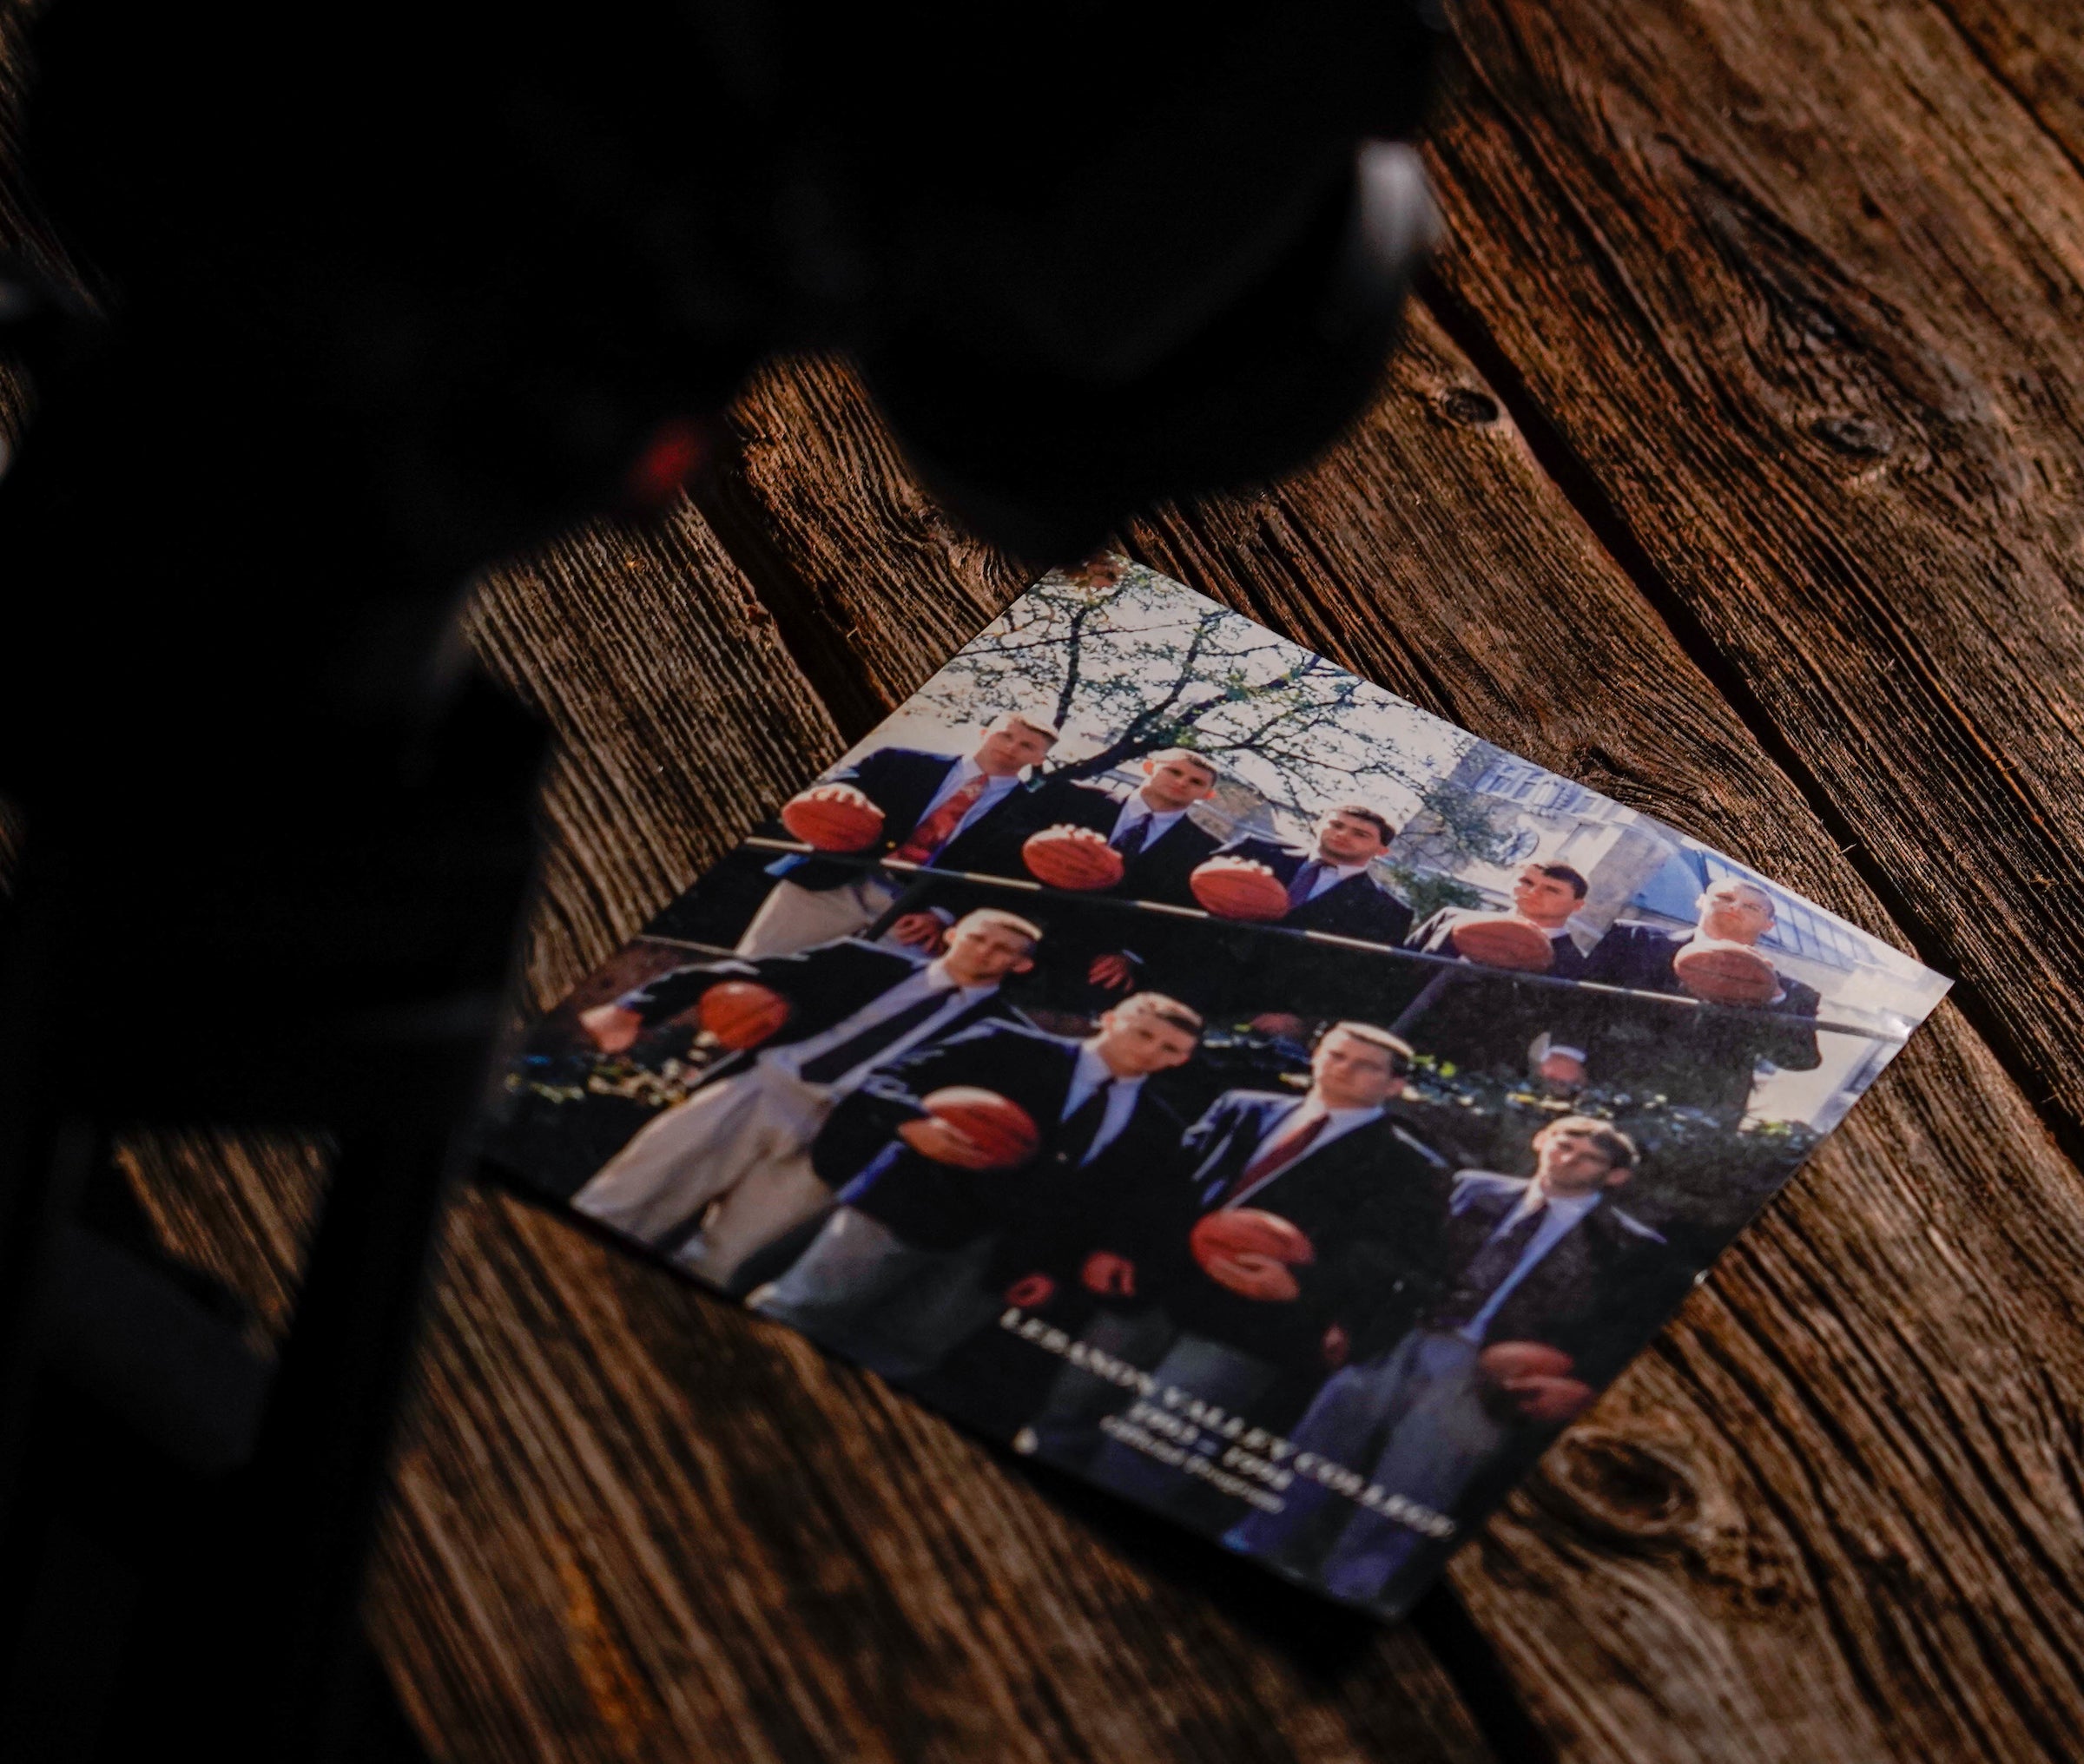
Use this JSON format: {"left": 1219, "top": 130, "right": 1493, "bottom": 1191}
{"left": 1441, "top": 387, "right": 1500, "bottom": 428}
{"left": 1811, "top": 415, "right": 1893, "bottom": 458}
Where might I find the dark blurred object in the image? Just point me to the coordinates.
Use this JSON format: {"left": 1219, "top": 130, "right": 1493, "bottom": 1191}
{"left": 0, "top": 3, "right": 1437, "bottom": 1759}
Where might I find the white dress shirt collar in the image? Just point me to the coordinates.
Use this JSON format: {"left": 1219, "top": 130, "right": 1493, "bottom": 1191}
{"left": 1217, "top": 1096, "right": 1384, "bottom": 1207}
{"left": 1116, "top": 789, "right": 1188, "bottom": 837}
{"left": 1297, "top": 855, "right": 1368, "bottom": 900}
{"left": 1277, "top": 1096, "right": 1385, "bottom": 1144}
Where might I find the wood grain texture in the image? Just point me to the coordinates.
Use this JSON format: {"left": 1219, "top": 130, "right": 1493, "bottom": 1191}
{"left": 1421, "top": 0, "right": 2084, "bottom": 1129}
{"left": 701, "top": 315, "right": 2084, "bottom": 1761}
{"left": 463, "top": 510, "right": 845, "bottom": 1006}
{"left": 122, "top": 511, "right": 1493, "bottom": 1763}
{"left": 1932, "top": 0, "right": 2084, "bottom": 175}
{"left": 1126, "top": 311, "right": 2084, "bottom": 1764}
{"left": 83, "top": 1, "right": 2084, "bottom": 1757}
{"left": 696, "top": 359, "right": 1035, "bottom": 738}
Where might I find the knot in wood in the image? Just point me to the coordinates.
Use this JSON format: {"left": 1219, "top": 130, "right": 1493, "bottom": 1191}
{"left": 1810, "top": 415, "right": 1894, "bottom": 459}
{"left": 1440, "top": 387, "right": 1501, "bottom": 428}
{"left": 1533, "top": 1426, "right": 1698, "bottom": 1550}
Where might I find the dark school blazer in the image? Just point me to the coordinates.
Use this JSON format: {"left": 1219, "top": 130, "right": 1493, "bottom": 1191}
{"left": 763, "top": 746, "right": 1037, "bottom": 891}
{"left": 1118, "top": 1088, "right": 1454, "bottom": 1376}
{"left": 990, "top": 776, "right": 1227, "bottom": 1008}
{"left": 812, "top": 1020, "right": 1186, "bottom": 1276}
{"left": 1359, "top": 1170, "right": 1668, "bottom": 1385}
{"left": 1393, "top": 907, "right": 1592, "bottom": 1078}
{"left": 1560, "top": 922, "right": 1822, "bottom": 1114}
{"left": 1204, "top": 836, "right": 1415, "bottom": 1024}
{"left": 1009, "top": 776, "right": 1223, "bottom": 908}
{"left": 1214, "top": 835, "right": 1415, "bottom": 945}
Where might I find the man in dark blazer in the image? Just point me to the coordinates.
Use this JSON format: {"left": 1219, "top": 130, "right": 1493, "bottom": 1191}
{"left": 1226, "top": 1116, "right": 1669, "bottom": 1609}
{"left": 571, "top": 908, "right": 1040, "bottom": 1290}
{"left": 735, "top": 710, "right": 1059, "bottom": 957}
{"left": 1071, "top": 1022, "right": 1453, "bottom": 1515}
{"left": 1213, "top": 803, "right": 1415, "bottom": 1025}
{"left": 746, "top": 993, "right": 1202, "bottom": 1382}
{"left": 1546, "top": 875, "right": 1822, "bottom": 1116}
{"left": 1395, "top": 861, "right": 1594, "bottom": 1083}
{"left": 1012, "top": 747, "right": 1224, "bottom": 907}
{"left": 1006, "top": 747, "right": 1226, "bottom": 1005}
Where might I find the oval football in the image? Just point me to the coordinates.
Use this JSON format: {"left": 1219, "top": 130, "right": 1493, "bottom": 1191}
{"left": 1448, "top": 913, "right": 1557, "bottom": 973}
{"left": 920, "top": 1086, "right": 1041, "bottom": 1170}
{"left": 1022, "top": 826, "right": 1126, "bottom": 892}
{"left": 781, "top": 785, "right": 885, "bottom": 852}
{"left": 696, "top": 980, "right": 793, "bottom": 1050}
{"left": 1189, "top": 858, "right": 1290, "bottom": 922}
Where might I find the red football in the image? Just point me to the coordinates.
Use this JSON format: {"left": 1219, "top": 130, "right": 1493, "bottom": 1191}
{"left": 1189, "top": 1208, "right": 1317, "bottom": 1271}
{"left": 920, "top": 1086, "right": 1041, "bottom": 1170}
{"left": 1189, "top": 857, "right": 1291, "bottom": 922}
{"left": 1672, "top": 939, "right": 1779, "bottom": 1005}
{"left": 1477, "top": 1340, "right": 1575, "bottom": 1384}
{"left": 696, "top": 980, "right": 792, "bottom": 1050}
{"left": 1449, "top": 913, "right": 1557, "bottom": 973}
{"left": 781, "top": 783, "right": 885, "bottom": 852}
{"left": 1022, "top": 824, "right": 1126, "bottom": 892}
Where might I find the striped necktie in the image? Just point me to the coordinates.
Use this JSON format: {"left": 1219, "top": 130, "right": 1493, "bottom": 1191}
{"left": 1217, "top": 1111, "right": 1329, "bottom": 1203}
{"left": 893, "top": 774, "right": 988, "bottom": 863}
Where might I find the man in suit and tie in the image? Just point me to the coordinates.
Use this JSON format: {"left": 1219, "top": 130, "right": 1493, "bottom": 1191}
{"left": 571, "top": 908, "right": 1042, "bottom": 1291}
{"left": 1220, "top": 803, "right": 1413, "bottom": 943}
{"left": 1226, "top": 1116, "right": 1669, "bottom": 1609}
{"left": 1395, "top": 862, "right": 1596, "bottom": 1084}
{"left": 1544, "top": 875, "right": 1822, "bottom": 1116}
{"left": 1215, "top": 804, "right": 1415, "bottom": 1028}
{"left": 735, "top": 710, "right": 1060, "bottom": 958}
{"left": 1010, "top": 747, "right": 1226, "bottom": 1002}
{"left": 1405, "top": 862, "right": 1593, "bottom": 977}
{"left": 1067, "top": 1022, "right": 1453, "bottom": 1514}
{"left": 747, "top": 993, "right": 1203, "bottom": 1382}
{"left": 1016, "top": 748, "right": 1225, "bottom": 907}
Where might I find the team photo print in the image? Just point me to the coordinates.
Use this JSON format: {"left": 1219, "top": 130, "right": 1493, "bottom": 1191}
{"left": 482, "top": 555, "right": 1949, "bottom": 1619}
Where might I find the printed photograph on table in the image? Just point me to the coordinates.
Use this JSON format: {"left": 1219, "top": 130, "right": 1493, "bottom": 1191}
{"left": 481, "top": 554, "right": 1951, "bottom": 1619}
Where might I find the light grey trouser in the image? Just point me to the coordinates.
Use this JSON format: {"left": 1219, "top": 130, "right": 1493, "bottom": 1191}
{"left": 573, "top": 1064, "right": 836, "bottom": 1289}
{"left": 1025, "top": 1308, "right": 1179, "bottom": 1467}
{"left": 734, "top": 874, "right": 901, "bottom": 958}
{"left": 1084, "top": 1332, "right": 1281, "bottom": 1515}
{"left": 747, "top": 1206, "right": 999, "bottom": 1383}
{"left": 1228, "top": 1328, "right": 1506, "bottom": 1605}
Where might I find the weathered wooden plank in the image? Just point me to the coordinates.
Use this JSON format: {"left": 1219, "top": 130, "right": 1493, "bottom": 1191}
{"left": 459, "top": 509, "right": 846, "bottom": 1005}
{"left": 1421, "top": 0, "right": 2084, "bottom": 1129}
{"left": 699, "top": 359, "right": 1035, "bottom": 737}
{"left": 1128, "top": 314, "right": 2084, "bottom": 1764}
{"left": 704, "top": 325, "right": 2084, "bottom": 1761}
{"left": 1932, "top": 0, "right": 2084, "bottom": 175}
{"left": 121, "top": 510, "right": 1492, "bottom": 1763}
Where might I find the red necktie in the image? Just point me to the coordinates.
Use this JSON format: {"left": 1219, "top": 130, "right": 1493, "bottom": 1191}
{"left": 1220, "top": 1111, "right": 1329, "bottom": 1204}
{"left": 893, "top": 774, "right": 988, "bottom": 863}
